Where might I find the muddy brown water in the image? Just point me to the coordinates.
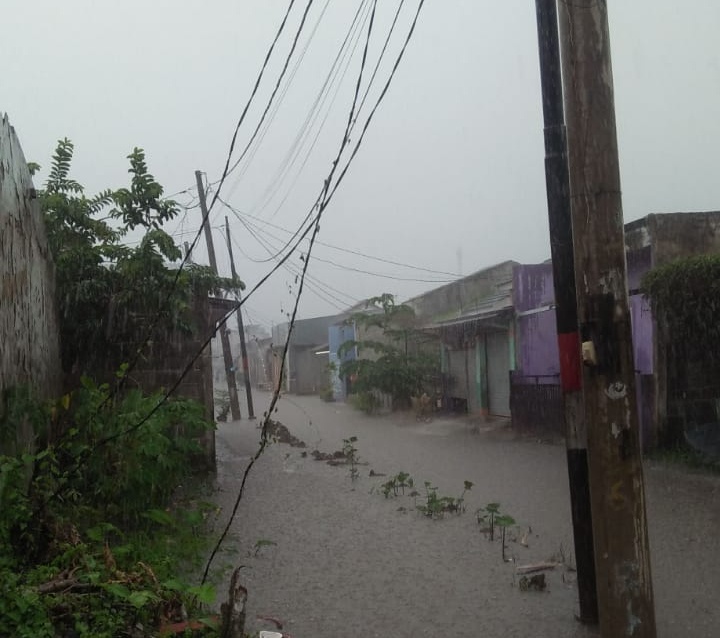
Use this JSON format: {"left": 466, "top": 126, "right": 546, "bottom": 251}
{"left": 208, "top": 392, "right": 720, "bottom": 638}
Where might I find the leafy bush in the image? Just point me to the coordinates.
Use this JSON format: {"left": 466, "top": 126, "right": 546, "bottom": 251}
{"left": 0, "top": 382, "right": 219, "bottom": 636}
{"left": 348, "top": 391, "right": 380, "bottom": 415}
{"left": 38, "top": 139, "right": 242, "bottom": 377}
{"left": 339, "top": 294, "right": 439, "bottom": 409}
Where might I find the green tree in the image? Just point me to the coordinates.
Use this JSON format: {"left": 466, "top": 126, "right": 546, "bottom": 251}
{"left": 339, "top": 294, "right": 439, "bottom": 408}
{"left": 37, "top": 139, "right": 241, "bottom": 376}
{"left": 642, "top": 254, "right": 720, "bottom": 345}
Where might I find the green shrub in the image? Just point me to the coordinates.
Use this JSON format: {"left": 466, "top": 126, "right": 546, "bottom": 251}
{"left": 349, "top": 391, "right": 380, "bottom": 415}
{"left": 0, "top": 381, "right": 219, "bottom": 636}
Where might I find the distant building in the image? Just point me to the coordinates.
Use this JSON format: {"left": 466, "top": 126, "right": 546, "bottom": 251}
{"left": 271, "top": 314, "right": 344, "bottom": 394}
{"left": 409, "top": 261, "right": 517, "bottom": 417}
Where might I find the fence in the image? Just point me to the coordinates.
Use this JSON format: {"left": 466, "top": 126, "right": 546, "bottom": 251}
{"left": 509, "top": 373, "right": 563, "bottom": 434}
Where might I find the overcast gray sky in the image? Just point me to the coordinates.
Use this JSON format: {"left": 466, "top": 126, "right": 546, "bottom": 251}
{"left": 4, "top": 1, "right": 720, "bottom": 329}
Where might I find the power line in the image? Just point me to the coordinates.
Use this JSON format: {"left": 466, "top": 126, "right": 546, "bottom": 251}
{"left": 228, "top": 206, "right": 462, "bottom": 276}
{"left": 351, "top": 0, "right": 407, "bottom": 137}
{"left": 245, "top": 229, "right": 359, "bottom": 308}
{"left": 248, "top": 0, "right": 373, "bottom": 218}
{"left": 225, "top": 0, "right": 333, "bottom": 198}
{"left": 224, "top": 215, "right": 358, "bottom": 310}
{"left": 323, "top": 1, "right": 425, "bottom": 212}
{"left": 221, "top": 218, "right": 348, "bottom": 310}
{"left": 164, "top": 0, "right": 335, "bottom": 221}
{"left": 236, "top": 212, "right": 456, "bottom": 284}
{"left": 205, "top": 0, "right": 298, "bottom": 216}
{"left": 210, "top": 1, "right": 381, "bottom": 259}
{"left": 293, "top": 253, "right": 455, "bottom": 283}
{"left": 258, "top": 0, "right": 417, "bottom": 227}
{"left": 222, "top": 0, "right": 316, "bottom": 183}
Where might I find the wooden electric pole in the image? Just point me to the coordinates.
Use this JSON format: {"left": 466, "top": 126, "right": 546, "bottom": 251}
{"left": 224, "top": 216, "right": 256, "bottom": 420}
{"left": 195, "top": 170, "right": 242, "bottom": 422}
{"left": 558, "top": 4, "right": 657, "bottom": 637}
{"left": 534, "top": 0, "right": 597, "bottom": 624}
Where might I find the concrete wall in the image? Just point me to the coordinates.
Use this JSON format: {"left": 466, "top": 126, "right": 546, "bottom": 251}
{"left": 104, "top": 295, "right": 231, "bottom": 466}
{"left": 648, "top": 211, "right": 720, "bottom": 267}
{"left": 0, "top": 115, "right": 62, "bottom": 453}
{"left": 291, "top": 346, "right": 328, "bottom": 394}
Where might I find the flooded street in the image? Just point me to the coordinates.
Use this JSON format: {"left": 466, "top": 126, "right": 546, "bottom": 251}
{"left": 211, "top": 392, "right": 720, "bottom": 638}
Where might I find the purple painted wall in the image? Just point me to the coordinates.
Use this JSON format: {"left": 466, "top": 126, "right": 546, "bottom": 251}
{"left": 514, "top": 260, "right": 654, "bottom": 379}
{"left": 513, "top": 263, "right": 556, "bottom": 311}
{"left": 630, "top": 294, "right": 653, "bottom": 374}
{"left": 513, "top": 264, "right": 560, "bottom": 382}
{"left": 627, "top": 246, "right": 653, "bottom": 374}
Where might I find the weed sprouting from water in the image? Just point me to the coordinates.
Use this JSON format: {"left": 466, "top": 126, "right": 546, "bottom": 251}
{"left": 342, "top": 436, "right": 360, "bottom": 482}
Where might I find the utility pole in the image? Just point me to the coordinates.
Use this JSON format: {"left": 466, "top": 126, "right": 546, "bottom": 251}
{"left": 224, "top": 215, "right": 256, "bottom": 420}
{"left": 533, "top": 0, "right": 597, "bottom": 624}
{"left": 195, "top": 170, "right": 242, "bottom": 422}
{"left": 558, "top": 4, "right": 656, "bottom": 637}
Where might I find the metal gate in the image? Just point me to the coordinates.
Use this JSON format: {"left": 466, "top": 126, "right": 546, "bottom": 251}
{"left": 486, "top": 331, "right": 511, "bottom": 416}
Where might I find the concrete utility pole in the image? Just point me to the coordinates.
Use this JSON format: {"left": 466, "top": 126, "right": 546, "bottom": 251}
{"left": 195, "top": 170, "right": 242, "bottom": 421}
{"left": 558, "top": 4, "right": 657, "bottom": 637}
{"left": 533, "top": 0, "right": 597, "bottom": 624}
{"left": 224, "top": 216, "right": 256, "bottom": 420}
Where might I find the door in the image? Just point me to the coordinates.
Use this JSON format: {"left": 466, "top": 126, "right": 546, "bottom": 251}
{"left": 486, "top": 331, "right": 511, "bottom": 416}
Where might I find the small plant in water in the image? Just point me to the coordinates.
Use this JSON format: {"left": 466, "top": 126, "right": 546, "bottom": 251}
{"left": 496, "top": 514, "right": 516, "bottom": 561}
{"left": 477, "top": 502, "right": 501, "bottom": 540}
{"left": 342, "top": 436, "right": 360, "bottom": 481}
{"left": 416, "top": 480, "right": 473, "bottom": 519}
{"left": 477, "top": 502, "right": 517, "bottom": 560}
{"left": 380, "top": 471, "right": 414, "bottom": 498}
{"left": 457, "top": 480, "right": 474, "bottom": 513}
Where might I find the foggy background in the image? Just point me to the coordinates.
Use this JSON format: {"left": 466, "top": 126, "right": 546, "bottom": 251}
{"left": 3, "top": 0, "right": 719, "bottom": 329}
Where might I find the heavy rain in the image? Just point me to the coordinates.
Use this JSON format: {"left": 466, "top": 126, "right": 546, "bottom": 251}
{"left": 2, "top": 2, "right": 719, "bottom": 637}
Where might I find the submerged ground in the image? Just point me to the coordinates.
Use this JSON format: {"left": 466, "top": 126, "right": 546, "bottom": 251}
{"left": 210, "top": 392, "right": 719, "bottom": 638}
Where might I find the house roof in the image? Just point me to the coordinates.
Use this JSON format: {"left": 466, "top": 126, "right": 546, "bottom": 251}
{"left": 427, "top": 292, "right": 513, "bottom": 330}
{"left": 404, "top": 260, "right": 517, "bottom": 326}
{"left": 272, "top": 313, "right": 345, "bottom": 347}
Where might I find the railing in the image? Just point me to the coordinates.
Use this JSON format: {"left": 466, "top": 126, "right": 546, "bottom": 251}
{"left": 510, "top": 372, "right": 563, "bottom": 434}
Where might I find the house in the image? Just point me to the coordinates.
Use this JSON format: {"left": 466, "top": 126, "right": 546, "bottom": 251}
{"left": 512, "top": 210, "right": 720, "bottom": 448}
{"left": 409, "top": 261, "right": 518, "bottom": 416}
{"left": 271, "top": 314, "right": 344, "bottom": 394}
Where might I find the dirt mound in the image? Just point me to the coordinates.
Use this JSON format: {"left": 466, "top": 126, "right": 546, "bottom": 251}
{"left": 265, "top": 420, "right": 306, "bottom": 448}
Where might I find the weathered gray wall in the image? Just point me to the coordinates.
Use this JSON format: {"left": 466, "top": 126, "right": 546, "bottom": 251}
{"left": 406, "top": 260, "right": 518, "bottom": 323}
{"left": 0, "top": 114, "right": 62, "bottom": 451}
{"left": 100, "top": 296, "right": 234, "bottom": 467}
